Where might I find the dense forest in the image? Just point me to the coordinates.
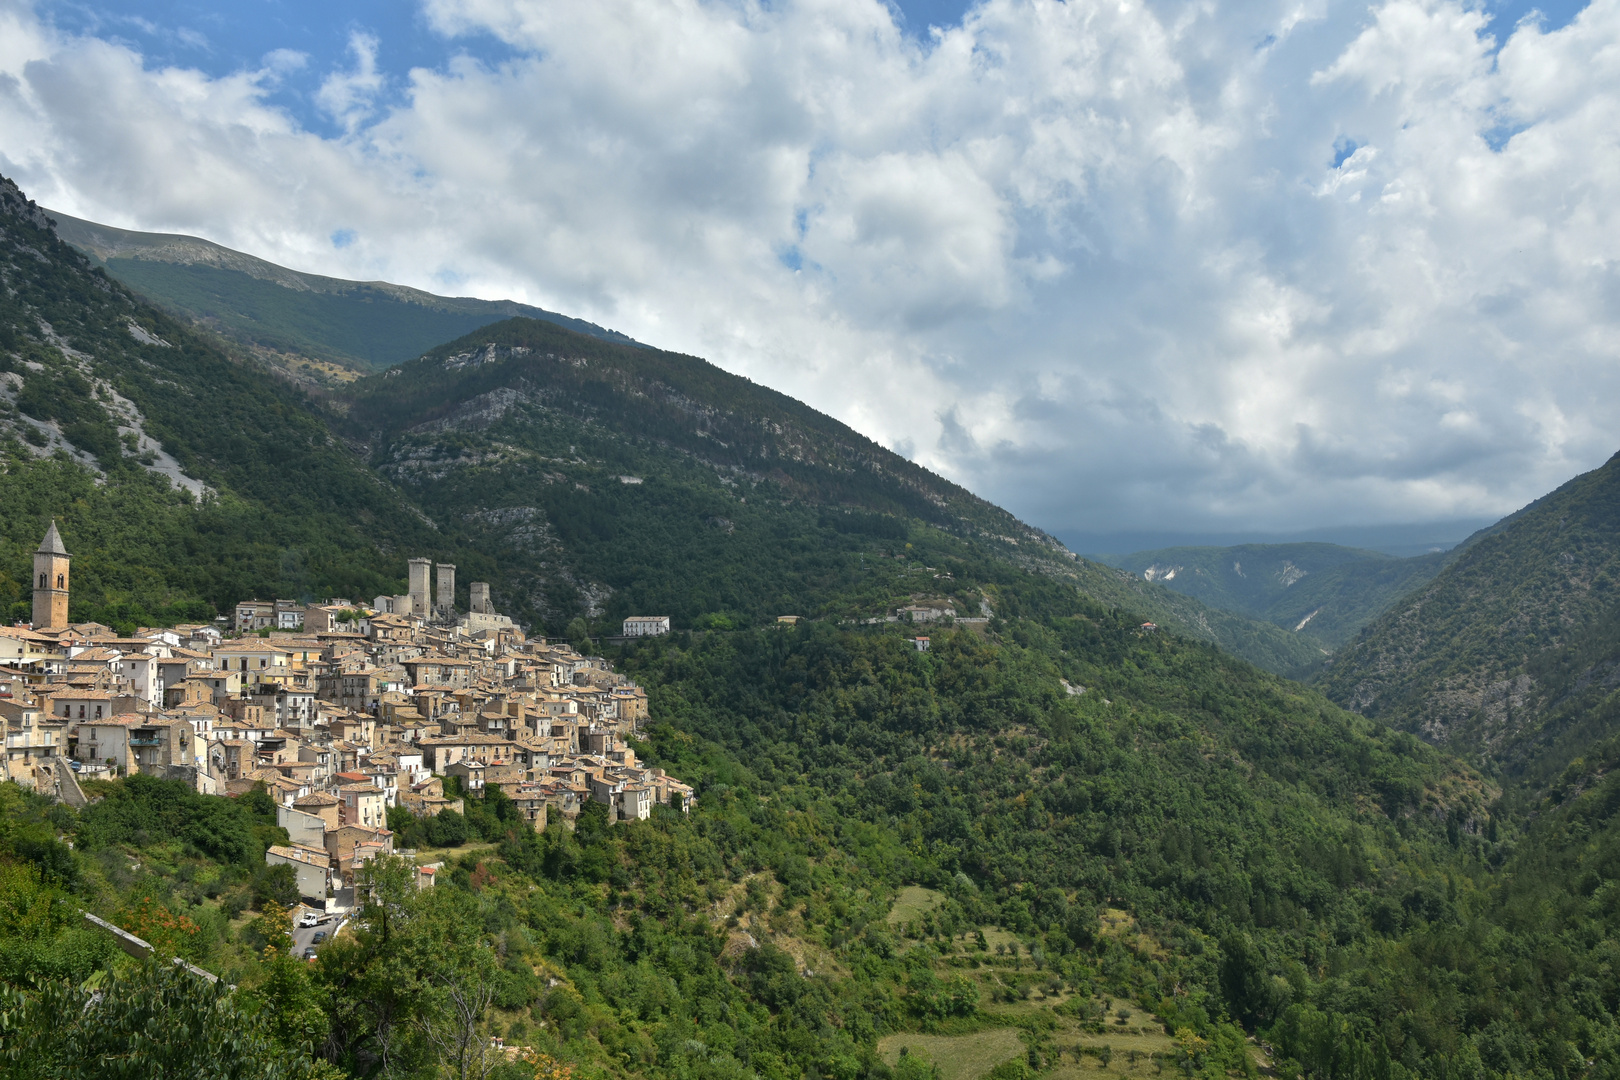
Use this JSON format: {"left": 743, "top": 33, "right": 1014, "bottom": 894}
{"left": 9, "top": 607, "right": 1620, "bottom": 1078}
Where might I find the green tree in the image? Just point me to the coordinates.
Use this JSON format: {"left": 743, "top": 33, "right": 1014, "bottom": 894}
{"left": 0, "top": 960, "right": 333, "bottom": 1080}
{"left": 253, "top": 863, "right": 300, "bottom": 910}
{"left": 245, "top": 949, "right": 332, "bottom": 1056}
{"left": 1219, "top": 935, "right": 1278, "bottom": 1028}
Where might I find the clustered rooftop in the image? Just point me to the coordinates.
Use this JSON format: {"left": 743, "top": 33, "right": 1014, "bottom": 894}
{"left": 1, "top": 525, "right": 691, "bottom": 900}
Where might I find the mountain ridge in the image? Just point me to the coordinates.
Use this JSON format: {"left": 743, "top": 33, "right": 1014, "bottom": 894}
{"left": 344, "top": 316, "right": 1327, "bottom": 671}
{"left": 44, "top": 207, "right": 638, "bottom": 373}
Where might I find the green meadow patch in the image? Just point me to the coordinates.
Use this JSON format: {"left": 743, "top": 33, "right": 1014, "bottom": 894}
{"left": 887, "top": 885, "right": 947, "bottom": 927}
{"left": 877, "top": 1028, "right": 1027, "bottom": 1080}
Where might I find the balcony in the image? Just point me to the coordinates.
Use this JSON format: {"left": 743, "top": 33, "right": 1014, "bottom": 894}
{"left": 129, "top": 738, "right": 163, "bottom": 747}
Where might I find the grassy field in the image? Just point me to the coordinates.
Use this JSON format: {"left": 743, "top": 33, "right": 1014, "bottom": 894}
{"left": 1095, "top": 908, "right": 1168, "bottom": 962}
{"left": 887, "top": 886, "right": 947, "bottom": 927}
{"left": 877, "top": 1028, "right": 1027, "bottom": 1080}
{"left": 406, "top": 841, "right": 497, "bottom": 865}
{"left": 877, "top": 900, "right": 1228, "bottom": 1080}
{"left": 972, "top": 926, "right": 1021, "bottom": 952}
{"left": 1052, "top": 997, "right": 1177, "bottom": 1076}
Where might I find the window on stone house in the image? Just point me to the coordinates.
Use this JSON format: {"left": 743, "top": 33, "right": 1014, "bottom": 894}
{"left": 56, "top": 575, "right": 63, "bottom": 588}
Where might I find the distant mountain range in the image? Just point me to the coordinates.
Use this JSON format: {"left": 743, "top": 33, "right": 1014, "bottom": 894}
{"left": 1068, "top": 520, "right": 1490, "bottom": 561}
{"left": 1094, "top": 542, "right": 1457, "bottom": 652}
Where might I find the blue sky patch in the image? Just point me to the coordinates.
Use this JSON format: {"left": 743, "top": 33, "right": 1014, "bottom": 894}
{"left": 1485, "top": 0, "right": 1590, "bottom": 37}
{"left": 41, "top": 0, "right": 518, "bottom": 135}
{"left": 891, "top": 0, "right": 976, "bottom": 33}
{"left": 1482, "top": 119, "right": 1529, "bottom": 151}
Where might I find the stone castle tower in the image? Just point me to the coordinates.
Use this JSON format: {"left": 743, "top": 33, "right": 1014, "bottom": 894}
{"left": 408, "top": 558, "right": 432, "bottom": 617}
{"left": 435, "top": 563, "right": 456, "bottom": 616}
{"left": 32, "top": 520, "right": 70, "bottom": 629}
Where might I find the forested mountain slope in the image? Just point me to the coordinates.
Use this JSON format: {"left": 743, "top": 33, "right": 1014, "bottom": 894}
{"left": 48, "top": 208, "right": 636, "bottom": 373}
{"left": 12, "top": 604, "right": 1563, "bottom": 1080}
{"left": 18, "top": 594, "right": 1620, "bottom": 1079}
{"left": 1318, "top": 451, "right": 1620, "bottom": 780}
{"left": 0, "top": 176, "right": 439, "bottom": 628}
{"left": 626, "top": 619, "right": 1620, "bottom": 1077}
{"left": 1098, "top": 543, "right": 1451, "bottom": 651}
{"left": 342, "top": 318, "right": 1322, "bottom": 672}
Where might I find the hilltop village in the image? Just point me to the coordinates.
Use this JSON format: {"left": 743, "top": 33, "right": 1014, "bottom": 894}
{"left": 1, "top": 523, "right": 691, "bottom": 905}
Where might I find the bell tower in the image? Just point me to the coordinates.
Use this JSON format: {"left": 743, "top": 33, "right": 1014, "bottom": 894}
{"left": 32, "top": 520, "right": 70, "bottom": 630}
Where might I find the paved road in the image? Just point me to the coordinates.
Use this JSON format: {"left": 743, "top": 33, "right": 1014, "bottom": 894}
{"left": 291, "top": 911, "right": 344, "bottom": 959}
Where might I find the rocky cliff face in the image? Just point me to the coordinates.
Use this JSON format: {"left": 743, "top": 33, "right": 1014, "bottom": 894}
{"left": 0, "top": 176, "right": 56, "bottom": 231}
{"left": 0, "top": 175, "right": 209, "bottom": 493}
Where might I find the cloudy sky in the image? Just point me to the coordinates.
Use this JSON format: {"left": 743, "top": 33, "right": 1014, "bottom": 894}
{"left": 1, "top": 0, "right": 1615, "bottom": 548}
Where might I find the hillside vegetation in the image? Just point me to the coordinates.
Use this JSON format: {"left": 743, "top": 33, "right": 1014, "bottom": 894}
{"left": 1318, "top": 451, "right": 1620, "bottom": 782}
